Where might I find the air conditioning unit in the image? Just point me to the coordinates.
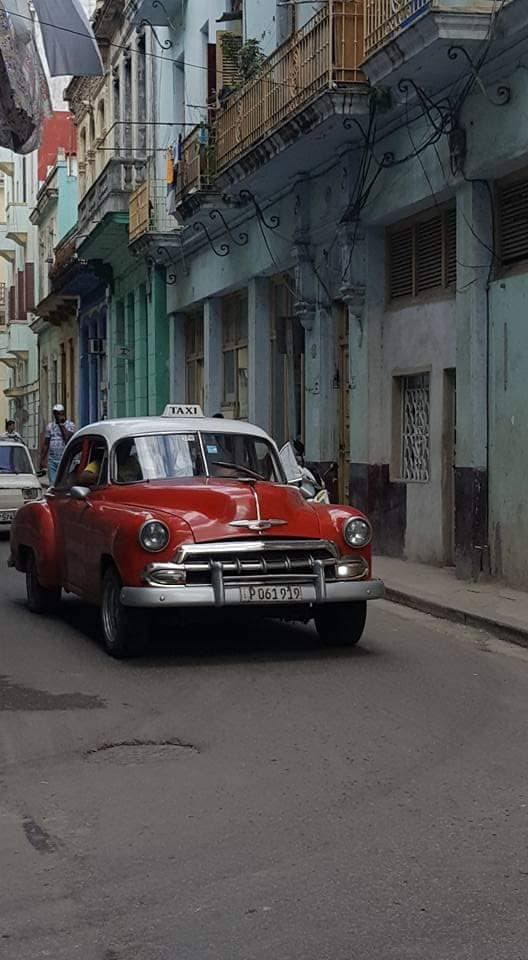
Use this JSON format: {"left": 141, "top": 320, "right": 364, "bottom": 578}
{"left": 89, "top": 338, "right": 106, "bottom": 355}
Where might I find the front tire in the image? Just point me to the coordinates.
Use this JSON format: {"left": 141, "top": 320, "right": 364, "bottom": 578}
{"left": 26, "top": 552, "right": 61, "bottom": 614}
{"left": 101, "top": 567, "right": 148, "bottom": 659}
{"left": 314, "top": 601, "right": 367, "bottom": 647}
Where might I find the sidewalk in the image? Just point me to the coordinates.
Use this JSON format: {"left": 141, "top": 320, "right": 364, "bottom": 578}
{"left": 375, "top": 556, "right": 528, "bottom": 647}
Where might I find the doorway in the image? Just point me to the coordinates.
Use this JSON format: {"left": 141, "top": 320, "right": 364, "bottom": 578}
{"left": 443, "top": 368, "right": 456, "bottom": 565}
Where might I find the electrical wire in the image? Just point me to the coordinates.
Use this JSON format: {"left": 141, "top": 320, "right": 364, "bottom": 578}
{"left": 4, "top": 5, "right": 308, "bottom": 95}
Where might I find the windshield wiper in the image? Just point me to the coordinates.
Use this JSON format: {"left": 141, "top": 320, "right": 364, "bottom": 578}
{"left": 210, "top": 460, "right": 265, "bottom": 481}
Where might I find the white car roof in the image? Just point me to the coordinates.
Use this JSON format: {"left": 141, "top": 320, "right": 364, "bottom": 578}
{"left": 74, "top": 416, "right": 275, "bottom": 447}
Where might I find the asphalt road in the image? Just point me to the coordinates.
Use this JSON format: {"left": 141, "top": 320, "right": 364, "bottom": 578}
{"left": 2, "top": 534, "right": 528, "bottom": 960}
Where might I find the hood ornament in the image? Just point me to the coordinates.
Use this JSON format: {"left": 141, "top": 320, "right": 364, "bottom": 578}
{"left": 229, "top": 519, "right": 288, "bottom": 532}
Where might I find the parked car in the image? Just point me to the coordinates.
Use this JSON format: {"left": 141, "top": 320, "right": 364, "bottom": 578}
{"left": 8, "top": 406, "right": 384, "bottom": 657}
{"left": 0, "top": 439, "right": 42, "bottom": 528}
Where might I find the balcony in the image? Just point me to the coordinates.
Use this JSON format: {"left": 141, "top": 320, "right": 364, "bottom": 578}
{"left": 6, "top": 202, "right": 30, "bottom": 246}
{"left": 78, "top": 157, "right": 147, "bottom": 258}
{"left": 129, "top": 179, "right": 182, "bottom": 243}
{"left": 363, "top": 0, "right": 500, "bottom": 85}
{"left": 215, "top": 2, "right": 364, "bottom": 183}
{"left": 174, "top": 125, "right": 218, "bottom": 216}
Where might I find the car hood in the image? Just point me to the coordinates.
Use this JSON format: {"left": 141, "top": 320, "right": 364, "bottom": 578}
{"left": 0, "top": 473, "right": 38, "bottom": 489}
{"left": 118, "top": 478, "right": 323, "bottom": 542}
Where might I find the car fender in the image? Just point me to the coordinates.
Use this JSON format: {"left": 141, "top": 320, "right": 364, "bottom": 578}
{"left": 10, "top": 501, "right": 61, "bottom": 588}
{"left": 314, "top": 504, "right": 373, "bottom": 572}
{"left": 107, "top": 508, "right": 195, "bottom": 587}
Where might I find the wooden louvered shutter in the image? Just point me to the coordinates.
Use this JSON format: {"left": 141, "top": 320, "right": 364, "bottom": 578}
{"left": 24, "top": 262, "right": 34, "bottom": 312}
{"left": 416, "top": 214, "right": 443, "bottom": 293}
{"left": 445, "top": 208, "right": 456, "bottom": 286}
{"left": 389, "top": 227, "right": 413, "bottom": 300}
{"left": 216, "top": 31, "right": 243, "bottom": 93}
{"left": 499, "top": 178, "right": 528, "bottom": 267}
{"left": 8, "top": 284, "right": 15, "bottom": 322}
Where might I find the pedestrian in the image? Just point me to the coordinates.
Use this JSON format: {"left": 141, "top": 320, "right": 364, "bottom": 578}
{"left": 2, "top": 419, "right": 23, "bottom": 443}
{"left": 39, "top": 404, "right": 76, "bottom": 485}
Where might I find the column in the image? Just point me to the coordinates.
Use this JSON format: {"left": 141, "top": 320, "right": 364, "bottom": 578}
{"left": 248, "top": 277, "right": 271, "bottom": 431}
{"left": 147, "top": 268, "right": 169, "bottom": 415}
{"left": 109, "top": 298, "right": 126, "bottom": 417}
{"left": 293, "top": 239, "right": 336, "bottom": 462}
{"left": 302, "top": 299, "right": 338, "bottom": 463}
{"left": 455, "top": 180, "right": 493, "bottom": 578}
{"left": 203, "top": 297, "right": 222, "bottom": 416}
{"left": 79, "top": 316, "right": 90, "bottom": 426}
{"left": 125, "top": 293, "right": 136, "bottom": 417}
{"left": 134, "top": 284, "right": 149, "bottom": 416}
{"left": 169, "top": 311, "right": 186, "bottom": 403}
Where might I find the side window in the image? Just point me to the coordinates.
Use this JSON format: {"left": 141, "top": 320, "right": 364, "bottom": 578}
{"left": 83, "top": 437, "right": 109, "bottom": 488}
{"left": 114, "top": 438, "right": 143, "bottom": 484}
{"left": 54, "top": 440, "right": 84, "bottom": 491}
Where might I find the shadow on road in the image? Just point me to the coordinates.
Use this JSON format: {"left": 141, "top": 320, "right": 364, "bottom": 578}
{"left": 10, "top": 592, "right": 376, "bottom": 667}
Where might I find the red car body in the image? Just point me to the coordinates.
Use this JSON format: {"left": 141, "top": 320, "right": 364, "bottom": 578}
{"left": 9, "top": 413, "right": 384, "bottom": 657}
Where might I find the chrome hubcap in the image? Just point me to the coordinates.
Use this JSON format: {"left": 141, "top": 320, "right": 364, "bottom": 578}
{"left": 102, "top": 578, "right": 121, "bottom": 647}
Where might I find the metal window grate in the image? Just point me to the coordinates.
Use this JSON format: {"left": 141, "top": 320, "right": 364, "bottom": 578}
{"left": 498, "top": 176, "right": 528, "bottom": 267}
{"left": 389, "top": 208, "right": 456, "bottom": 301}
{"left": 401, "top": 373, "right": 430, "bottom": 482}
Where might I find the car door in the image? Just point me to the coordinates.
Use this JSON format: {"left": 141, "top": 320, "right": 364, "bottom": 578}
{"left": 50, "top": 436, "right": 108, "bottom": 597}
{"left": 47, "top": 437, "right": 86, "bottom": 589}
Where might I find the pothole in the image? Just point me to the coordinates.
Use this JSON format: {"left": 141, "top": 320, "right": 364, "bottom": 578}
{"left": 85, "top": 738, "right": 199, "bottom": 765}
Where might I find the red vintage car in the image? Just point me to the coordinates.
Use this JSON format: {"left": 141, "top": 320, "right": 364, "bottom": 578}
{"left": 9, "top": 406, "right": 384, "bottom": 658}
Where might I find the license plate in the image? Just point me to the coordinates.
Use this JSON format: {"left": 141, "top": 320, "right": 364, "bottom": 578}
{"left": 0, "top": 510, "right": 16, "bottom": 523}
{"left": 240, "top": 585, "right": 304, "bottom": 603}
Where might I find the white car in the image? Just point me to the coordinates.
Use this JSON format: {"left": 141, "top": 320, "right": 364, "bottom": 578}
{"left": 0, "top": 439, "right": 42, "bottom": 527}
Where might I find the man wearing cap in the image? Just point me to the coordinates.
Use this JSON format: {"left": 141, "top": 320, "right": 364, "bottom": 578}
{"left": 39, "top": 404, "right": 76, "bottom": 485}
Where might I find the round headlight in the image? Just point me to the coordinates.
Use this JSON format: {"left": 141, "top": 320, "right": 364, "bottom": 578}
{"left": 139, "top": 520, "right": 170, "bottom": 553}
{"left": 343, "top": 517, "right": 372, "bottom": 549}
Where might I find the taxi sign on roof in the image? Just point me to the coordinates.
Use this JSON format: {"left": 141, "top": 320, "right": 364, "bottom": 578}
{"left": 162, "top": 403, "right": 204, "bottom": 418}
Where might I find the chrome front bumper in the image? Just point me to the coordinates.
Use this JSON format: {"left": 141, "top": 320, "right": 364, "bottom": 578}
{"left": 120, "top": 578, "right": 385, "bottom": 608}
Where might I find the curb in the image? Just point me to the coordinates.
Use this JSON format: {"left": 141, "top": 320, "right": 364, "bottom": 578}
{"left": 385, "top": 586, "right": 528, "bottom": 650}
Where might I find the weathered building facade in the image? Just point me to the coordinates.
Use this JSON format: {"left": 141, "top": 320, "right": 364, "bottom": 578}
{"left": 54, "top": 0, "right": 528, "bottom": 590}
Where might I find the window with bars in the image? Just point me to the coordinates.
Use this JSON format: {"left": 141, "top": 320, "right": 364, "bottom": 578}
{"left": 222, "top": 292, "right": 248, "bottom": 418}
{"left": 388, "top": 208, "right": 456, "bottom": 302}
{"left": 498, "top": 174, "right": 528, "bottom": 269}
{"left": 398, "top": 373, "right": 431, "bottom": 482}
{"left": 185, "top": 314, "right": 204, "bottom": 409}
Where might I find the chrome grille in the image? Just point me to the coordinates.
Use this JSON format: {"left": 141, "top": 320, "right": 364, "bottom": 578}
{"left": 173, "top": 539, "right": 338, "bottom": 586}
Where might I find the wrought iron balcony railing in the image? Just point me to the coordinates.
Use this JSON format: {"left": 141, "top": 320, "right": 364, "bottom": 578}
{"left": 364, "top": 0, "right": 429, "bottom": 59}
{"left": 216, "top": 1, "right": 364, "bottom": 173}
{"left": 129, "top": 178, "right": 184, "bottom": 242}
{"left": 175, "top": 124, "right": 217, "bottom": 204}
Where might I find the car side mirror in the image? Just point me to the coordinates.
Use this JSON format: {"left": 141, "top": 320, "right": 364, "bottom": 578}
{"left": 70, "top": 485, "right": 91, "bottom": 502}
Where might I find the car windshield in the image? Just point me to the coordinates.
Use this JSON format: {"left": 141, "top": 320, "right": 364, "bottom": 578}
{"left": 0, "top": 444, "right": 33, "bottom": 475}
{"left": 113, "top": 433, "right": 283, "bottom": 484}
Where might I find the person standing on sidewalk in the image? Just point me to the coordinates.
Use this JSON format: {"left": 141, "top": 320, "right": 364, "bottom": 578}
{"left": 39, "top": 404, "right": 76, "bottom": 485}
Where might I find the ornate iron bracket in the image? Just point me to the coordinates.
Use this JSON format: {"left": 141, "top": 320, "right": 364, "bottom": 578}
{"left": 448, "top": 45, "right": 511, "bottom": 107}
{"left": 147, "top": 246, "right": 178, "bottom": 284}
{"left": 238, "top": 189, "right": 280, "bottom": 230}
{"left": 193, "top": 221, "right": 230, "bottom": 257}
{"left": 137, "top": 2, "right": 173, "bottom": 50}
{"left": 209, "top": 209, "right": 248, "bottom": 247}
{"left": 397, "top": 77, "right": 452, "bottom": 134}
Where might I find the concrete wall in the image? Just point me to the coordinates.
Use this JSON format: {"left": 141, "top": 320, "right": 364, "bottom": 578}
{"left": 382, "top": 299, "right": 456, "bottom": 563}
{"left": 489, "top": 274, "right": 528, "bottom": 586}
